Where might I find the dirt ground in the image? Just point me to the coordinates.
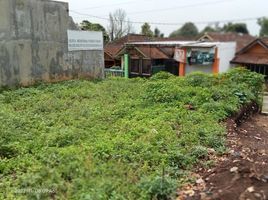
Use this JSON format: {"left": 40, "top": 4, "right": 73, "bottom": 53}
{"left": 178, "top": 112, "right": 268, "bottom": 200}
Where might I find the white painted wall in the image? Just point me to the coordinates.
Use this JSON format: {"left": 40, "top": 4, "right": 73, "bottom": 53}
{"left": 218, "top": 42, "right": 236, "bottom": 73}
{"left": 184, "top": 42, "right": 236, "bottom": 75}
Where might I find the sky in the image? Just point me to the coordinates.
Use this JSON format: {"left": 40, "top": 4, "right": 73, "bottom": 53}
{"left": 57, "top": 0, "right": 268, "bottom": 37}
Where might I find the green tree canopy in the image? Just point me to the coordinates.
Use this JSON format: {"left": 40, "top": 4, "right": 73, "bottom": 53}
{"left": 258, "top": 17, "right": 268, "bottom": 37}
{"left": 141, "top": 22, "right": 154, "bottom": 37}
{"left": 154, "top": 27, "right": 164, "bottom": 38}
{"left": 80, "top": 20, "right": 110, "bottom": 43}
{"left": 169, "top": 22, "right": 199, "bottom": 38}
{"left": 200, "top": 26, "right": 216, "bottom": 34}
{"left": 222, "top": 22, "right": 249, "bottom": 34}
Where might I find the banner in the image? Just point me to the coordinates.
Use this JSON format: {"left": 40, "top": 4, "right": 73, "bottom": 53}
{"left": 174, "top": 48, "right": 185, "bottom": 63}
{"left": 67, "top": 30, "right": 103, "bottom": 51}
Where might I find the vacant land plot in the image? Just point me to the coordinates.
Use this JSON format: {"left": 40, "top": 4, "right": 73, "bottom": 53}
{"left": 0, "top": 69, "right": 264, "bottom": 199}
{"left": 183, "top": 114, "right": 268, "bottom": 200}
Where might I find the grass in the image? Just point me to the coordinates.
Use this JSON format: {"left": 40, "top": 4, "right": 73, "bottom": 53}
{"left": 0, "top": 68, "right": 264, "bottom": 200}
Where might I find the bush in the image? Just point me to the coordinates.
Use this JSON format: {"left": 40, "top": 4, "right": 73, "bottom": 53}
{"left": 185, "top": 72, "right": 216, "bottom": 87}
{"left": 139, "top": 175, "right": 177, "bottom": 200}
{"left": 150, "top": 71, "right": 175, "bottom": 80}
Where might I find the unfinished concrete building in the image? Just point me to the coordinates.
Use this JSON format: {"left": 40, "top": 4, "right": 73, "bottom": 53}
{"left": 0, "top": 0, "right": 104, "bottom": 87}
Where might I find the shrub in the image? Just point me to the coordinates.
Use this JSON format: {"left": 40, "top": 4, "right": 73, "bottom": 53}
{"left": 185, "top": 72, "right": 215, "bottom": 87}
{"left": 150, "top": 71, "right": 175, "bottom": 80}
{"left": 139, "top": 175, "right": 177, "bottom": 200}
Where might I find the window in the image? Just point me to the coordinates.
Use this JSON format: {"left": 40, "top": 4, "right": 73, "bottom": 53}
{"left": 142, "top": 60, "right": 151, "bottom": 75}
{"left": 130, "top": 59, "right": 140, "bottom": 73}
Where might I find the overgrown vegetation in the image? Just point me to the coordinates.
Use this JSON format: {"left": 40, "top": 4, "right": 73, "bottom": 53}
{"left": 0, "top": 68, "right": 264, "bottom": 200}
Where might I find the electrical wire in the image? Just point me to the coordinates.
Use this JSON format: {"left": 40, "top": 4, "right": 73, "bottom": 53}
{"left": 77, "top": 0, "right": 154, "bottom": 10}
{"left": 127, "top": 0, "right": 236, "bottom": 15}
{"left": 70, "top": 10, "right": 263, "bottom": 26}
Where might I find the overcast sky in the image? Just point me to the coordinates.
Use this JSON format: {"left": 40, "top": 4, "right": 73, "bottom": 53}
{"left": 58, "top": 0, "right": 267, "bottom": 37}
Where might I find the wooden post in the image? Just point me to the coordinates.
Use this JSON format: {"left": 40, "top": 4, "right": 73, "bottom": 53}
{"left": 179, "top": 48, "right": 187, "bottom": 76}
{"left": 213, "top": 47, "right": 219, "bottom": 74}
{"left": 179, "top": 62, "right": 185, "bottom": 76}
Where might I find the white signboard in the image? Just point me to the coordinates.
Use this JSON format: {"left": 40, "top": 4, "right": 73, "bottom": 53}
{"left": 174, "top": 48, "right": 185, "bottom": 63}
{"left": 67, "top": 30, "right": 103, "bottom": 51}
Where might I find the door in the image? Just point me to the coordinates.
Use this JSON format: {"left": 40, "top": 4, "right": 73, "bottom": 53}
{"left": 130, "top": 58, "right": 152, "bottom": 77}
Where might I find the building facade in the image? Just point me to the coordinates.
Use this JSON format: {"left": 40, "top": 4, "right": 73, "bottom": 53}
{"left": 0, "top": 0, "right": 104, "bottom": 87}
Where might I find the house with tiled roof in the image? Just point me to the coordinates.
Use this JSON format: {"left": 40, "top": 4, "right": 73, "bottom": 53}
{"left": 104, "top": 33, "right": 238, "bottom": 78}
{"left": 198, "top": 32, "right": 256, "bottom": 52}
{"left": 104, "top": 34, "right": 153, "bottom": 68}
{"left": 231, "top": 37, "right": 268, "bottom": 78}
{"left": 115, "top": 45, "right": 174, "bottom": 77}
{"left": 104, "top": 34, "right": 195, "bottom": 68}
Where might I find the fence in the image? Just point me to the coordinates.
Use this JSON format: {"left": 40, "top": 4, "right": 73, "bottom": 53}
{"left": 262, "top": 92, "right": 268, "bottom": 114}
{"left": 104, "top": 68, "right": 125, "bottom": 78}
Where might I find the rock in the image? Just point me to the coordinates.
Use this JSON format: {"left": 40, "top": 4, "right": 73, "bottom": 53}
{"left": 208, "top": 148, "right": 216, "bottom": 154}
{"left": 232, "top": 151, "right": 241, "bottom": 157}
{"left": 229, "top": 149, "right": 235, "bottom": 154}
{"left": 196, "top": 178, "right": 204, "bottom": 184}
{"left": 254, "top": 193, "right": 262, "bottom": 198}
{"left": 184, "top": 189, "right": 195, "bottom": 196}
{"left": 233, "top": 159, "right": 240, "bottom": 163}
{"left": 261, "top": 175, "right": 268, "bottom": 182}
{"left": 247, "top": 186, "right": 255, "bottom": 193}
{"left": 254, "top": 136, "right": 262, "bottom": 140}
{"left": 230, "top": 167, "right": 239, "bottom": 173}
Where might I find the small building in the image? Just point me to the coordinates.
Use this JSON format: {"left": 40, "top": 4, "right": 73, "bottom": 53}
{"left": 104, "top": 34, "right": 153, "bottom": 68}
{"left": 115, "top": 45, "right": 176, "bottom": 77}
{"left": 119, "top": 41, "right": 236, "bottom": 77}
{"left": 104, "top": 34, "right": 195, "bottom": 69}
{"left": 0, "top": 0, "right": 104, "bottom": 87}
{"left": 231, "top": 38, "right": 268, "bottom": 79}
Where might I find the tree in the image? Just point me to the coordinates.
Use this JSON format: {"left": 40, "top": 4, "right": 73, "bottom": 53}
{"left": 258, "top": 17, "right": 268, "bottom": 37}
{"left": 140, "top": 23, "right": 153, "bottom": 37}
{"left": 154, "top": 27, "right": 164, "bottom": 38}
{"left": 108, "top": 9, "right": 133, "bottom": 41}
{"left": 222, "top": 23, "right": 249, "bottom": 34}
{"left": 169, "top": 22, "right": 199, "bottom": 38}
{"left": 200, "top": 26, "right": 216, "bottom": 34}
{"left": 80, "top": 20, "right": 110, "bottom": 43}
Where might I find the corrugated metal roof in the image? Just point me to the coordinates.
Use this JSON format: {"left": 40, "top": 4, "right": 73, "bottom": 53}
{"left": 126, "top": 41, "right": 220, "bottom": 48}
{"left": 115, "top": 46, "right": 169, "bottom": 59}
{"left": 181, "top": 42, "right": 218, "bottom": 48}
{"left": 126, "top": 41, "right": 195, "bottom": 46}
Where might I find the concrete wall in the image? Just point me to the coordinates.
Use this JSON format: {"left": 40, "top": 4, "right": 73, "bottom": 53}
{"left": 218, "top": 42, "right": 236, "bottom": 73}
{"left": 185, "top": 42, "right": 236, "bottom": 75}
{"left": 0, "top": 0, "right": 104, "bottom": 87}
